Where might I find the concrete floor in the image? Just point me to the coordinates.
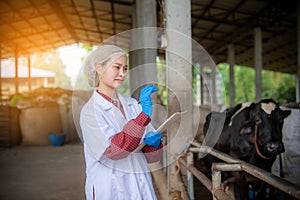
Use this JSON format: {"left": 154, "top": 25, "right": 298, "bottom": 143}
{"left": 0, "top": 144, "right": 168, "bottom": 200}
{"left": 0, "top": 144, "right": 211, "bottom": 200}
{"left": 0, "top": 144, "right": 86, "bottom": 200}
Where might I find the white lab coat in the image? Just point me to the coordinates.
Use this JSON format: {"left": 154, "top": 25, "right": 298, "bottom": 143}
{"left": 80, "top": 90, "right": 157, "bottom": 200}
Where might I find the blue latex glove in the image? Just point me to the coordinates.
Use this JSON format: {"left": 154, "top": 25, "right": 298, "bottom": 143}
{"left": 143, "top": 131, "right": 162, "bottom": 148}
{"left": 139, "top": 85, "right": 157, "bottom": 117}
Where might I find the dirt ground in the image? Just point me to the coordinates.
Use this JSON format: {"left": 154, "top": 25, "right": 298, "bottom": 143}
{"left": 0, "top": 144, "right": 86, "bottom": 200}
{"left": 0, "top": 144, "right": 169, "bottom": 200}
{"left": 0, "top": 144, "right": 213, "bottom": 200}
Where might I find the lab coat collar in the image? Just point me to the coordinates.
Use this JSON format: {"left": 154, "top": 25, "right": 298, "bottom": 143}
{"left": 93, "top": 90, "right": 112, "bottom": 111}
{"left": 93, "top": 90, "right": 134, "bottom": 111}
{"left": 117, "top": 91, "right": 133, "bottom": 107}
{"left": 117, "top": 91, "right": 135, "bottom": 120}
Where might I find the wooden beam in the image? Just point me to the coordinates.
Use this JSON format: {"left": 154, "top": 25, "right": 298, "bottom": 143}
{"left": 48, "top": 0, "right": 78, "bottom": 42}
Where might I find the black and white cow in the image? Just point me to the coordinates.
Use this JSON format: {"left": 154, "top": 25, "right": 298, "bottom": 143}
{"left": 203, "top": 99, "right": 291, "bottom": 200}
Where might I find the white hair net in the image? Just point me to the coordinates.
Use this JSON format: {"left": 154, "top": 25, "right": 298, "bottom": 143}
{"left": 83, "top": 44, "right": 126, "bottom": 87}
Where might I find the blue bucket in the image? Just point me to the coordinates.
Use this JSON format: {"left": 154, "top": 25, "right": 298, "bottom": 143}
{"left": 49, "top": 133, "right": 66, "bottom": 147}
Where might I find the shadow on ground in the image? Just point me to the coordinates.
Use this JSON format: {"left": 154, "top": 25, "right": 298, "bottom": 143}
{"left": 0, "top": 144, "right": 86, "bottom": 200}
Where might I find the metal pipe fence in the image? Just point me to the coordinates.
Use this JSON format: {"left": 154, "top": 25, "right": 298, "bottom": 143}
{"left": 176, "top": 141, "right": 300, "bottom": 199}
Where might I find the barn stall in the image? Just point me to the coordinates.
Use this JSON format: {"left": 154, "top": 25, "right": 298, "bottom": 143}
{"left": 0, "top": 0, "right": 300, "bottom": 199}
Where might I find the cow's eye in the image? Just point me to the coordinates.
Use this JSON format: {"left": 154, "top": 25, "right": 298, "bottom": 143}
{"left": 255, "top": 117, "right": 262, "bottom": 124}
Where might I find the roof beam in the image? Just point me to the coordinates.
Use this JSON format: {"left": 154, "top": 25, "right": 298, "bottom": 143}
{"left": 2, "top": 1, "right": 45, "bottom": 54}
{"left": 110, "top": 0, "right": 116, "bottom": 35}
{"left": 28, "top": 0, "right": 64, "bottom": 49}
{"left": 206, "top": 1, "right": 295, "bottom": 56}
{"left": 89, "top": 0, "right": 103, "bottom": 41}
{"left": 192, "top": 0, "right": 216, "bottom": 27}
{"left": 94, "top": 0, "right": 132, "bottom": 6}
{"left": 48, "top": 0, "right": 78, "bottom": 43}
{"left": 70, "top": 0, "right": 89, "bottom": 41}
{"left": 200, "top": 0, "right": 246, "bottom": 43}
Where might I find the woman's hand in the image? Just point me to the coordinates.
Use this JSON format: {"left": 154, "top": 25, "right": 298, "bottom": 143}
{"left": 139, "top": 85, "right": 157, "bottom": 117}
{"left": 143, "top": 131, "right": 162, "bottom": 148}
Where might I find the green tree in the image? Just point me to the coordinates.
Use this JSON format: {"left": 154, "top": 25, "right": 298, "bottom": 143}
{"left": 261, "top": 70, "right": 296, "bottom": 103}
{"left": 73, "top": 44, "right": 94, "bottom": 91}
{"left": 217, "top": 63, "right": 295, "bottom": 106}
{"left": 31, "top": 50, "right": 71, "bottom": 89}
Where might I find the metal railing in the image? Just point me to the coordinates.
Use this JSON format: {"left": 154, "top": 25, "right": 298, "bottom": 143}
{"left": 176, "top": 140, "right": 300, "bottom": 200}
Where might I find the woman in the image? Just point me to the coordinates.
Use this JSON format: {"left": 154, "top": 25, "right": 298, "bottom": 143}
{"left": 80, "top": 44, "right": 163, "bottom": 200}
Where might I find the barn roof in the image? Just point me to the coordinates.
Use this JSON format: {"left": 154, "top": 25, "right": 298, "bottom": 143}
{"left": 0, "top": 0, "right": 297, "bottom": 74}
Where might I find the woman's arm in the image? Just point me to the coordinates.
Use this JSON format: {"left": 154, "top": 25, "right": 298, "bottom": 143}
{"left": 142, "top": 144, "right": 163, "bottom": 163}
{"left": 103, "top": 112, "right": 151, "bottom": 160}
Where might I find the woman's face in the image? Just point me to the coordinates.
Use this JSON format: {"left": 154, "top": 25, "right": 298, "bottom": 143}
{"left": 98, "top": 55, "right": 128, "bottom": 90}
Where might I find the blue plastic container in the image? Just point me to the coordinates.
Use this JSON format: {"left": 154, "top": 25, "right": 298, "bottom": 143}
{"left": 49, "top": 133, "right": 66, "bottom": 147}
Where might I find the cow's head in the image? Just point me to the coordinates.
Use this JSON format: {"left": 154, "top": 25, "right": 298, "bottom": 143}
{"left": 240, "top": 99, "right": 291, "bottom": 159}
{"left": 229, "top": 99, "right": 291, "bottom": 159}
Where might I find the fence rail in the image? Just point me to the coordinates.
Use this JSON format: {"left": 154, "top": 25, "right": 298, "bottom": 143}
{"left": 176, "top": 141, "right": 300, "bottom": 200}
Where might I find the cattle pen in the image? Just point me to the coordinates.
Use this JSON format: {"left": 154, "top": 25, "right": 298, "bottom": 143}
{"left": 165, "top": 140, "right": 300, "bottom": 200}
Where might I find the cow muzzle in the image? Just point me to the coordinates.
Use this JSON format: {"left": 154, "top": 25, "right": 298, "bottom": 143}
{"left": 266, "top": 142, "right": 285, "bottom": 154}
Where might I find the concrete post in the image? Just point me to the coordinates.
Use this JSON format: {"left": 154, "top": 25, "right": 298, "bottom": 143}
{"left": 28, "top": 55, "right": 31, "bottom": 92}
{"left": 296, "top": 2, "right": 300, "bottom": 102}
{"left": 196, "top": 73, "right": 201, "bottom": 106}
{"left": 129, "top": 0, "right": 157, "bottom": 99}
{"left": 195, "top": 63, "right": 201, "bottom": 106}
{"left": 200, "top": 63, "right": 204, "bottom": 105}
{"left": 14, "top": 50, "right": 19, "bottom": 94}
{"left": 165, "top": 0, "right": 193, "bottom": 195}
{"left": 228, "top": 44, "right": 235, "bottom": 107}
{"left": 211, "top": 61, "right": 217, "bottom": 105}
{"left": 187, "top": 152, "right": 194, "bottom": 200}
{"left": 212, "top": 168, "right": 222, "bottom": 200}
{"left": 254, "top": 27, "right": 262, "bottom": 102}
{"left": 0, "top": 46, "right": 2, "bottom": 93}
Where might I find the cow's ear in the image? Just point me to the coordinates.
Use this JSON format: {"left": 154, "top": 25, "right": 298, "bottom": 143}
{"left": 248, "top": 103, "right": 257, "bottom": 113}
{"left": 282, "top": 110, "right": 291, "bottom": 119}
{"left": 245, "top": 103, "right": 256, "bottom": 122}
